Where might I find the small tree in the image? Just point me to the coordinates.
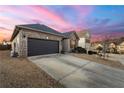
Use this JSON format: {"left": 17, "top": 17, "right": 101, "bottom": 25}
{"left": 101, "top": 34, "right": 114, "bottom": 58}
{"left": 96, "top": 46, "right": 103, "bottom": 53}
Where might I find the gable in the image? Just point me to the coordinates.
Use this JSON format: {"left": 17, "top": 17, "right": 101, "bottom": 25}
{"left": 70, "top": 33, "right": 78, "bottom": 40}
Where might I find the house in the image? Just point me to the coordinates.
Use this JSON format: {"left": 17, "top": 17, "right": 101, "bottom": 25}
{"left": 10, "top": 24, "right": 79, "bottom": 57}
{"left": 117, "top": 41, "right": 124, "bottom": 54}
{"left": 107, "top": 37, "right": 124, "bottom": 54}
{"left": 109, "top": 43, "right": 117, "bottom": 53}
{"left": 76, "top": 31, "right": 91, "bottom": 51}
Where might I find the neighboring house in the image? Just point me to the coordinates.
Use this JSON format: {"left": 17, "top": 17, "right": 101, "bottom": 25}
{"left": 117, "top": 41, "right": 124, "bottom": 54}
{"left": 91, "top": 42, "right": 103, "bottom": 50}
{"left": 109, "top": 43, "right": 117, "bottom": 53}
{"left": 109, "top": 43, "right": 116, "bottom": 48}
{"left": 76, "top": 31, "right": 91, "bottom": 51}
{"left": 10, "top": 24, "right": 79, "bottom": 57}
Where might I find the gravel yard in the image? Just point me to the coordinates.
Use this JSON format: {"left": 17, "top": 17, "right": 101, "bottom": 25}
{"left": 0, "top": 50, "right": 63, "bottom": 88}
{"left": 72, "top": 53, "right": 124, "bottom": 70}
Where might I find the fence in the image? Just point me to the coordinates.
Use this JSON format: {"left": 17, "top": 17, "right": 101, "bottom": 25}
{"left": 0, "top": 44, "right": 11, "bottom": 50}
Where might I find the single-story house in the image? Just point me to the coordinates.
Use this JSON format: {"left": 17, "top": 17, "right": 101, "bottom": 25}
{"left": 10, "top": 24, "right": 79, "bottom": 57}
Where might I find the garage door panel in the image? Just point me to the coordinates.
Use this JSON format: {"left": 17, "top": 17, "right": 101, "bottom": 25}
{"left": 28, "top": 38, "right": 59, "bottom": 56}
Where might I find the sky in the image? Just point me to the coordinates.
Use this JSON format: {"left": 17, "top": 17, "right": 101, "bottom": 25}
{"left": 0, "top": 5, "right": 124, "bottom": 42}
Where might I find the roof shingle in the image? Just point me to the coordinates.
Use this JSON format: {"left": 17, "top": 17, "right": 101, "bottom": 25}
{"left": 17, "top": 24, "right": 63, "bottom": 36}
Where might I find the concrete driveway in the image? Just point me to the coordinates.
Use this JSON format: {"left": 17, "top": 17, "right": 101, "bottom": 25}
{"left": 108, "top": 54, "right": 124, "bottom": 65}
{"left": 29, "top": 54, "right": 124, "bottom": 88}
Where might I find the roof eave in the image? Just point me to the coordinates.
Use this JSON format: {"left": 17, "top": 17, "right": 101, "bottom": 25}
{"left": 10, "top": 26, "right": 20, "bottom": 41}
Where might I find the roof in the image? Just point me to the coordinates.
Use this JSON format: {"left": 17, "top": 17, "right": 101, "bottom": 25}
{"left": 17, "top": 24, "right": 63, "bottom": 36}
{"left": 11, "top": 24, "right": 79, "bottom": 41}
{"left": 62, "top": 31, "right": 75, "bottom": 37}
{"left": 11, "top": 24, "right": 65, "bottom": 41}
{"left": 62, "top": 31, "right": 79, "bottom": 39}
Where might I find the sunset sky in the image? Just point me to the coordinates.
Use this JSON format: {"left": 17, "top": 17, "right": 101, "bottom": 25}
{"left": 0, "top": 5, "right": 124, "bottom": 42}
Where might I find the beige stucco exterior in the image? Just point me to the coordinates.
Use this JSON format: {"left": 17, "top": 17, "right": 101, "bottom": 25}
{"left": 62, "top": 39, "right": 70, "bottom": 52}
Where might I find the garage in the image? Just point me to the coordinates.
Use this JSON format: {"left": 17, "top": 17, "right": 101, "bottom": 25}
{"left": 11, "top": 24, "right": 79, "bottom": 57}
{"left": 28, "top": 38, "right": 59, "bottom": 56}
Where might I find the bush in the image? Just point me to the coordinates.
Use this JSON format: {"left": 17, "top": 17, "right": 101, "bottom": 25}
{"left": 92, "top": 51, "right": 97, "bottom": 54}
{"left": 88, "top": 51, "right": 93, "bottom": 55}
{"left": 72, "top": 47, "right": 87, "bottom": 53}
{"left": 88, "top": 51, "right": 97, "bottom": 55}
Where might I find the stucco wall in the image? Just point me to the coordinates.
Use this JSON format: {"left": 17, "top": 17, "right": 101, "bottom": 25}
{"left": 16, "top": 29, "right": 63, "bottom": 57}
{"left": 78, "top": 37, "right": 91, "bottom": 51}
{"left": 78, "top": 38, "right": 86, "bottom": 48}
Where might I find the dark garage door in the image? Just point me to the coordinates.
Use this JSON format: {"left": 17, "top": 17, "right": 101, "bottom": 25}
{"left": 28, "top": 38, "right": 59, "bottom": 56}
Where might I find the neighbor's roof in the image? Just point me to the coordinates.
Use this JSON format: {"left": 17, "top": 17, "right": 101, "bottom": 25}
{"left": 11, "top": 24, "right": 65, "bottom": 41}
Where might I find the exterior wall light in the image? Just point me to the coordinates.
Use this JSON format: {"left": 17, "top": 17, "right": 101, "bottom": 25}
{"left": 46, "top": 36, "right": 49, "bottom": 39}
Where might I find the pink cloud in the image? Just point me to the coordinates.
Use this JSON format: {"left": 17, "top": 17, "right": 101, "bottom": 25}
{"left": 0, "top": 6, "right": 75, "bottom": 32}
{"left": 28, "top": 6, "right": 73, "bottom": 32}
{"left": 0, "top": 6, "right": 44, "bottom": 24}
{"left": 69, "top": 5, "right": 94, "bottom": 30}
{"left": 71, "top": 5, "right": 93, "bottom": 17}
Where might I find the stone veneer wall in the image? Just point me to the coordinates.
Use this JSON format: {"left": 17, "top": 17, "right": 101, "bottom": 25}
{"left": 19, "top": 29, "right": 63, "bottom": 57}
{"left": 12, "top": 31, "right": 21, "bottom": 56}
